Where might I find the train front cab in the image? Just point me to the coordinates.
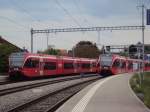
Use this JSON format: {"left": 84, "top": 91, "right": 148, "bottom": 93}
{"left": 99, "top": 54, "right": 113, "bottom": 76}
{"left": 9, "top": 52, "right": 28, "bottom": 79}
{"left": 111, "top": 57, "right": 126, "bottom": 75}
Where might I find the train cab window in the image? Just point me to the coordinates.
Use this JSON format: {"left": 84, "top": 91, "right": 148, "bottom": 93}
{"left": 112, "top": 60, "right": 120, "bottom": 68}
{"left": 24, "top": 58, "right": 39, "bottom": 68}
{"left": 64, "top": 63, "right": 74, "bottom": 69}
{"left": 81, "top": 63, "right": 90, "bottom": 69}
{"left": 44, "top": 62, "right": 56, "bottom": 70}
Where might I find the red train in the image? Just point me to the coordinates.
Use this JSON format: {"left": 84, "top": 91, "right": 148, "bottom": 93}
{"left": 98, "top": 54, "right": 150, "bottom": 76}
{"left": 9, "top": 52, "right": 98, "bottom": 79}
{"left": 9, "top": 52, "right": 150, "bottom": 79}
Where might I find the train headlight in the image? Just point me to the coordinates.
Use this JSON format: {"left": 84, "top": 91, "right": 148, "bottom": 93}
{"left": 103, "top": 66, "right": 109, "bottom": 69}
{"left": 14, "top": 68, "right": 19, "bottom": 71}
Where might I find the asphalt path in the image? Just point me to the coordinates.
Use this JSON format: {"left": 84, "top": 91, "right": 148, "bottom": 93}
{"left": 56, "top": 74, "right": 150, "bottom": 112}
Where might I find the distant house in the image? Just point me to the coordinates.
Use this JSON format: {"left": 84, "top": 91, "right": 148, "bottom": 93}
{"left": 0, "top": 36, "right": 21, "bottom": 50}
{"left": 0, "top": 36, "right": 22, "bottom": 73}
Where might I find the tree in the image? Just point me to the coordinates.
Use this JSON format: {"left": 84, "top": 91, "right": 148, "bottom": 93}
{"left": 72, "top": 41, "right": 100, "bottom": 58}
{"left": 0, "top": 44, "right": 20, "bottom": 73}
{"left": 38, "top": 48, "right": 59, "bottom": 55}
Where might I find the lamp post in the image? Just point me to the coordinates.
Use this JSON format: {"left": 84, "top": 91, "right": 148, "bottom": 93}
{"left": 141, "top": 4, "right": 145, "bottom": 82}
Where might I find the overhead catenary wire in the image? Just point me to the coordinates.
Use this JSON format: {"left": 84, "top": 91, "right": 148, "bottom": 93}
{"left": 0, "top": 15, "right": 30, "bottom": 29}
{"left": 54, "top": 0, "right": 82, "bottom": 28}
{"left": 72, "top": 0, "right": 92, "bottom": 26}
{"left": 9, "top": 0, "right": 41, "bottom": 22}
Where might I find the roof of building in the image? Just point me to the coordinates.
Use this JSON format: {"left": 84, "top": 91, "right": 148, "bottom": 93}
{"left": 0, "top": 36, "right": 21, "bottom": 50}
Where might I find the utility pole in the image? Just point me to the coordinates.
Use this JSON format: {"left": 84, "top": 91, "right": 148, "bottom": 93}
{"left": 46, "top": 32, "right": 49, "bottom": 49}
{"left": 137, "top": 3, "right": 145, "bottom": 85}
{"left": 97, "top": 31, "right": 100, "bottom": 46}
{"left": 72, "top": 46, "right": 75, "bottom": 57}
{"left": 31, "top": 28, "right": 33, "bottom": 53}
{"left": 141, "top": 4, "right": 145, "bottom": 81}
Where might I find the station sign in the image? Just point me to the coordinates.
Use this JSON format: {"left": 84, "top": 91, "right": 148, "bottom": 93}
{"left": 144, "top": 54, "right": 150, "bottom": 61}
{"left": 147, "top": 9, "right": 150, "bottom": 25}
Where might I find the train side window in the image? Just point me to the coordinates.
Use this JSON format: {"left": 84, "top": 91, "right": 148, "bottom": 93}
{"left": 44, "top": 62, "right": 56, "bottom": 70}
{"left": 64, "top": 62, "right": 74, "bottom": 69}
{"left": 92, "top": 63, "right": 96, "bottom": 67}
{"left": 82, "top": 63, "right": 90, "bottom": 69}
{"left": 24, "top": 58, "right": 39, "bottom": 68}
{"left": 128, "top": 62, "right": 133, "bottom": 69}
{"left": 112, "top": 60, "right": 120, "bottom": 67}
{"left": 121, "top": 61, "right": 126, "bottom": 68}
{"left": 77, "top": 63, "right": 80, "bottom": 68}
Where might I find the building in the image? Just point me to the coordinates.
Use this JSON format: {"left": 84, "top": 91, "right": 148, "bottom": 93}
{"left": 0, "top": 36, "right": 21, "bottom": 50}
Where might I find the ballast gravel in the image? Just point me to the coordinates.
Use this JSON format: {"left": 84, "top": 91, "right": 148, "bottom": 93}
{"left": 0, "top": 76, "right": 99, "bottom": 112}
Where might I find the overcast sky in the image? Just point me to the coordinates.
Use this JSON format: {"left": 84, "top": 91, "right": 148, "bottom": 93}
{"left": 0, "top": 0, "right": 150, "bottom": 52}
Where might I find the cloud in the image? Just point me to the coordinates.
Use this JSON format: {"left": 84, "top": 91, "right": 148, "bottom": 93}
{"left": 0, "top": 0, "right": 149, "bottom": 53}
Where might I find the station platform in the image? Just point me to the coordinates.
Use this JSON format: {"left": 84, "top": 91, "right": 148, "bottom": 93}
{"left": 56, "top": 74, "right": 150, "bottom": 112}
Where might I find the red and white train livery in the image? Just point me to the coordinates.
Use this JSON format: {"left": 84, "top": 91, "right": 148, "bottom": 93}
{"left": 98, "top": 54, "right": 150, "bottom": 76}
{"left": 9, "top": 52, "right": 98, "bottom": 79}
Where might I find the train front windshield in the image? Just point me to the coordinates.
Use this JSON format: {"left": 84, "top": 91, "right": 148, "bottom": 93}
{"left": 9, "top": 52, "right": 25, "bottom": 67}
{"left": 100, "top": 55, "right": 112, "bottom": 67}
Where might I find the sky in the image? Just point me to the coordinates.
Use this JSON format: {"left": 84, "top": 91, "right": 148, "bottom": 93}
{"left": 0, "top": 0, "right": 150, "bottom": 52}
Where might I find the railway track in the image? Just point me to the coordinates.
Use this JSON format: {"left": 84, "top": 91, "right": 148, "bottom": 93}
{"left": 7, "top": 77, "right": 100, "bottom": 112}
{"left": 0, "top": 75, "right": 11, "bottom": 85}
{"left": 0, "top": 74, "right": 99, "bottom": 96}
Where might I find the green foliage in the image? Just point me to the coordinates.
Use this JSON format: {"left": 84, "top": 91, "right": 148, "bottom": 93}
{"left": 120, "top": 52, "right": 128, "bottom": 57}
{"left": 130, "top": 73, "right": 150, "bottom": 108}
{"left": 38, "top": 48, "right": 60, "bottom": 55}
{"left": 0, "top": 44, "right": 20, "bottom": 72}
{"left": 73, "top": 41, "right": 100, "bottom": 58}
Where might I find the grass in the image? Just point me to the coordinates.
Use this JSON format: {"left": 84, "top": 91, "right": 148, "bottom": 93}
{"left": 130, "top": 72, "right": 150, "bottom": 108}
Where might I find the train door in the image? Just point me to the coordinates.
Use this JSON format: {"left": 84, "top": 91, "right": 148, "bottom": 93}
{"left": 112, "top": 59, "right": 120, "bottom": 74}
{"left": 73, "top": 59, "right": 78, "bottom": 74}
{"left": 63, "top": 60, "right": 74, "bottom": 74}
{"left": 120, "top": 60, "right": 126, "bottom": 73}
{"left": 39, "top": 57, "right": 44, "bottom": 76}
{"left": 57, "top": 58, "right": 63, "bottom": 75}
{"left": 43, "top": 58, "right": 57, "bottom": 76}
{"left": 128, "top": 60, "right": 133, "bottom": 72}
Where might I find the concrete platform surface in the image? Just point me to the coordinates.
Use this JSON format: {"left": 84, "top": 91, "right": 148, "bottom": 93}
{"left": 56, "top": 74, "right": 150, "bottom": 112}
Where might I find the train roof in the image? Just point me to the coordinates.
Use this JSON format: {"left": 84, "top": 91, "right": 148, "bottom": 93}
{"left": 12, "top": 52, "right": 97, "bottom": 61}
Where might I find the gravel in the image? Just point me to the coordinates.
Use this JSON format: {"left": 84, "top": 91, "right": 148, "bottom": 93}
{"left": 0, "top": 76, "right": 100, "bottom": 112}
{"left": 21, "top": 81, "right": 93, "bottom": 112}
{"left": 0, "top": 74, "right": 98, "bottom": 90}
